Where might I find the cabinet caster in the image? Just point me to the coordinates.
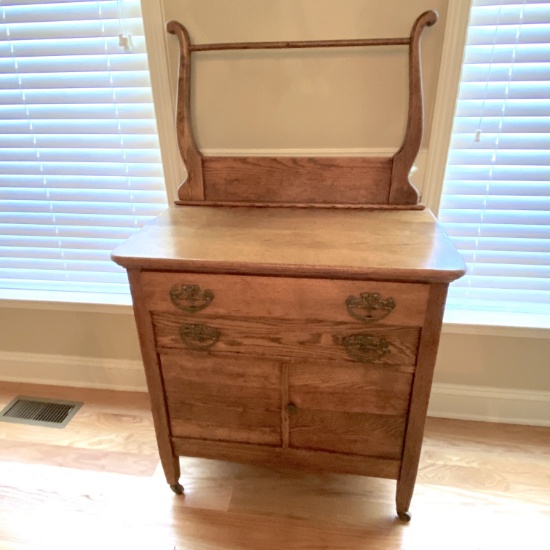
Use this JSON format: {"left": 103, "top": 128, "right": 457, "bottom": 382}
{"left": 170, "top": 483, "right": 184, "bottom": 495}
{"left": 397, "top": 510, "right": 412, "bottom": 522}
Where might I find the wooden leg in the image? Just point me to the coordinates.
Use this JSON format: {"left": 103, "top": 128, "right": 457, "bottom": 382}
{"left": 395, "top": 284, "right": 449, "bottom": 523}
{"left": 170, "top": 483, "right": 184, "bottom": 495}
{"left": 156, "top": 436, "right": 184, "bottom": 494}
{"left": 396, "top": 475, "right": 414, "bottom": 522}
{"left": 158, "top": 445, "right": 182, "bottom": 488}
{"left": 127, "top": 270, "right": 184, "bottom": 496}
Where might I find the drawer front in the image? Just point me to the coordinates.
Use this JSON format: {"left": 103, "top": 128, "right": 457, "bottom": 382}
{"left": 288, "top": 362, "right": 412, "bottom": 459}
{"left": 160, "top": 351, "right": 282, "bottom": 446}
{"left": 153, "top": 313, "right": 421, "bottom": 367}
{"left": 141, "top": 272, "right": 429, "bottom": 327}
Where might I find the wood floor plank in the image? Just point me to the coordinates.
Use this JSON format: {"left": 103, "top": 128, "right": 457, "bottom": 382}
{"left": 0, "top": 439, "right": 159, "bottom": 476}
{"left": 0, "top": 382, "right": 549, "bottom": 549}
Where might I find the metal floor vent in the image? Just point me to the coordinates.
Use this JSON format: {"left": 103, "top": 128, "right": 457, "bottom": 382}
{"left": 0, "top": 396, "right": 83, "bottom": 429}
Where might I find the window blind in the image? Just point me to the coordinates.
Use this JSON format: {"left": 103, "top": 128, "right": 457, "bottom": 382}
{"left": 0, "top": 0, "right": 167, "bottom": 302}
{"left": 439, "top": 0, "right": 550, "bottom": 319}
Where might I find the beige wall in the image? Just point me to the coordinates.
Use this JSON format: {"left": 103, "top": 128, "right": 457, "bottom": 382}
{"left": 436, "top": 333, "right": 550, "bottom": 391}
{"left": 0, "top": 307, "right": 141, "bottom": 361}
{"left": 1, "top": 0, "right": 549, "bottom": 413}
{"left": 163, "top": 0, "right": 448, "bottom": 151}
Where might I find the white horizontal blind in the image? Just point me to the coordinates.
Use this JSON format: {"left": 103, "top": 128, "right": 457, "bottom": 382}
{"left": 439, "top": 0, "right": 550, "bottom": 318}
{"left": 0, "top": 0, "right": 167, "bottom": 301}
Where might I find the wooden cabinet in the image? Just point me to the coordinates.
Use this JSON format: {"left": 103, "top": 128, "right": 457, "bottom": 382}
{"left": 113, "top": 206, "right": 465, "bottom": 521}
{"left": 112, "top": 10, "right": 466, "bottom": 521}
{"left": 146, "top": 272, "right": 422, "bottom": 457}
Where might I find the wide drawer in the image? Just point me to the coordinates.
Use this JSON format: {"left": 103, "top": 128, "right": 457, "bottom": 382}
{"left": 160, "top": 350, "right": 282, "bottom": 446}
{"left": 153, "top": 313, "right": 420, "bottom": 367}
{"left": 141, "top": 272, "right": 429, "bottom": 327}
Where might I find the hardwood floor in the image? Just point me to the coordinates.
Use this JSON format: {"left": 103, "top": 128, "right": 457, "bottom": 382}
{"left": 0, "top": 382, "right": 548, "bottom": 549}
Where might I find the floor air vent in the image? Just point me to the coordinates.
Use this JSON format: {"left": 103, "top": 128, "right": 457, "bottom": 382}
{"left": 0, "top": 396, "right": 83, "bottom": 428}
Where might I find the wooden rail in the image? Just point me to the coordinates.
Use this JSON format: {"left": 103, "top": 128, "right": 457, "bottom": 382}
{"left": 190, "top": 37, "right": 410, "bottom": 52}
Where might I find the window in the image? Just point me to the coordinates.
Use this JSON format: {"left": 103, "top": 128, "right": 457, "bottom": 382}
{"left": 439, "top": 0, "right": 550, "bottom": 323}
{"left": 0, "top": 0, "right": 167, "bottom": 304}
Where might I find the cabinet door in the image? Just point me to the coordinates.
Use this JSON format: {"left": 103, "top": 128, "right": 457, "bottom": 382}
{"left": 160, "top": 350, "right": 282, "bottom": 446}
{"left": 288, "top": 361, "right": 412, "bottom": 459}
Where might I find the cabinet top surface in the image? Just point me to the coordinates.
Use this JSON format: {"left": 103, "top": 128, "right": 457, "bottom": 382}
{"left": 112, "top": 206, "right": 465, "bottom": 283}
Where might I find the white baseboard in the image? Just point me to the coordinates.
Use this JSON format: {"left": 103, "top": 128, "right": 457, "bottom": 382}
{"left": 0, "top": 351, "right": 146, "bottom": 392}
{"left": 429, "top": 383, "right": 550, "bottom": 427}
{"left": 1, "top": 351, "right": 549, "bottom": 426}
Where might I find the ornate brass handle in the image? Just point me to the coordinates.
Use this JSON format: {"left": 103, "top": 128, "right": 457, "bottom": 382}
{"left": 170, "top": 284, "right": 214, "bottom": 313}
{"left": 341, "top": 334, "right": 390, "bottom": 363}
{"left": 179, "top": 323, "right": 220, "bottom": 351}
{"left": 346, "top": 292, "right": 396, "bottom": 323}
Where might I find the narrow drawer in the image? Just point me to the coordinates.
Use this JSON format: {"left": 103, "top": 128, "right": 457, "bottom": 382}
{"left": 141, "top": 272, "right": 429, "bottom": 327}
{"left": 153, "top": 313, "right": 420, "bottom": 367}
{"left": 160, "top": 350, "right": 282, "bottom": 446}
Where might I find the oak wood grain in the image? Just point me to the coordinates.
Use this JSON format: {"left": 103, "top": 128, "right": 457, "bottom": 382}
{"left": 175, "top": 200, "right": 426, "bottom": 210}
{"left": 289, "top": 362, "right": 413, "bottom": 416}
{"left": 203, "top": 156, "right": 392, "bottom": 205}
{"left": 171, "top": 438, "right": 401, "bottom": 480}
{"left": 289, "top": 410, "right": 406, "bottom": 459}
{"left": 128, "top": 269, "right": 181, "bottom": 487}
{"left": 153, "top": 314, "right": 421, "bottom": 366}
{"left": 111, "top": 207, "right": 466, "bottom": 283}
{"left": 166, "top": 21, "right": 204, "bottom": 201}
{"left": 396, "top": 283, "right": 448, "bottom": 517}
{"left": 141, "top": 271, "right": 430, "bottom": 327}
{"left": 160, "top": 351, "right": 281, "bottom": 446}
{"left": 190, "top": 37, "right": 411, "bottom": 52}
{"left": 281, "top": 363, "right": 290, "bottom": 449}
{"left": 390, "top": 10, "right": 438, "bottom": 205}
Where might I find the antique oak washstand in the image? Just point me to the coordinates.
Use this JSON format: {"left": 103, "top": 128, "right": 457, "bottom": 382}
{"left": 112, "top": 10, "right": 465, "bottom": 521}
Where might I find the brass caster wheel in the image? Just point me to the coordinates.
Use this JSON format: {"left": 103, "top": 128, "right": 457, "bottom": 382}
{"left": 170, "top": 483, "right": 184, "bottom": 495}
{"left": 397, "top": 510, "right": 412, "bottom": 522}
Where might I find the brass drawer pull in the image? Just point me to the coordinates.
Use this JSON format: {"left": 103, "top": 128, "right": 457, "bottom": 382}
{"left": 179, "top": 323, "right": 220, "bottom": 351}
{"left": 341, "top": 334, "right": 390, "bottom": 363}
{"left": 346, "top": 292, "right": 396, "bottom": 323}
{"left": 170, "top": 284, "right": 214, "bottom": 313}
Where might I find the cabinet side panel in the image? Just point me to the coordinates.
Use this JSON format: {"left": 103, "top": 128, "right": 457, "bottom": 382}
{"left": 396, "top": 283, "right": 449, "bottom": 514}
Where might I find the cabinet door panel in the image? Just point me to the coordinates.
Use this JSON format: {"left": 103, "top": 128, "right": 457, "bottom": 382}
{"left": 289, "top": 410, "right": 406, "bottom": 459}
{"left": 160, "top": 351, "right": 282, "bottom": 446}
{"left": 289, "top": 362, "right": 411, "bottom": 458}
{"left": 290, "top": 362, "right": 413, "bottom": 416}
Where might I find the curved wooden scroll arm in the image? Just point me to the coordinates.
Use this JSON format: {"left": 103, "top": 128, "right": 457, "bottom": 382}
{"left": 389, "top": 10, "right": 438, "bottom": 205}
{"left": 166, "top": 21, "right": 204, "bottom": 201}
